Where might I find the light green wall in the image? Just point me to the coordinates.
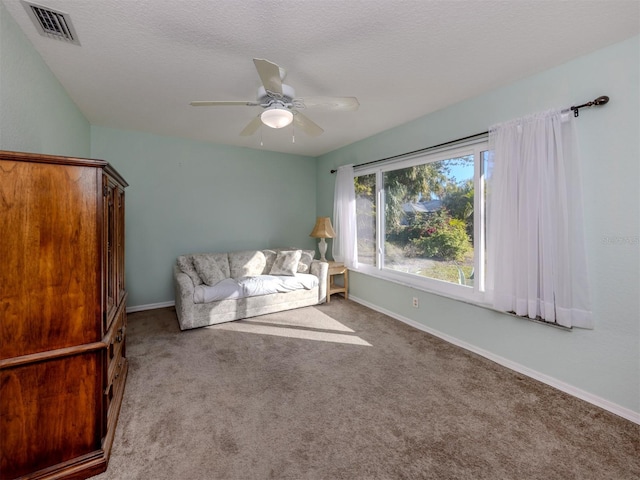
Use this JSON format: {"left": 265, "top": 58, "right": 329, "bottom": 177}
{"left": 0, "top": 3, "right": 90, "bottom": 156}
{"left": 91, "top": 126, "right": 317, "bottom": 307}
{"left": 317, "top": 36, "right": 640, "bottom": 415}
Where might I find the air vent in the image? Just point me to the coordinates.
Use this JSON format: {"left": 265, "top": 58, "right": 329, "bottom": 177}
{"left": 21, "top": 1, "right": 80, "bottom": 45}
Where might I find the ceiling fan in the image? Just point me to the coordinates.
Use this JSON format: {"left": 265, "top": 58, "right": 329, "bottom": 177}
{"left": 190, "top": 58, "right": 359, "bottom": 137}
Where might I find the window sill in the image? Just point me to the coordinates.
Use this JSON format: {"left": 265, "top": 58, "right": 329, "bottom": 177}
{"left": 350, "top": 266, "right": 572, "bottom": 331}
{"left": 354, "top": 263, "right": 483, "bottom": 302}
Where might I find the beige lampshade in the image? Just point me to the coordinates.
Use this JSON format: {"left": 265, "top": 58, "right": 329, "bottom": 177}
{"left": 309, "top": 217, "right": 336, "bottom": 238}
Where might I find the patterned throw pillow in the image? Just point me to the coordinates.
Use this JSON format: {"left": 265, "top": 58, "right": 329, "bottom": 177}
{"left": 269, "top": 250, "right": 302, "bottom": 276}
{"left": 192, "top": 254, "right": 227, "bottom": 286}
{"left": 297, "top": 249, "right": 316, "bottom": 273}
{"left": 262, "top": 249, "right": 278, "bottom": 274}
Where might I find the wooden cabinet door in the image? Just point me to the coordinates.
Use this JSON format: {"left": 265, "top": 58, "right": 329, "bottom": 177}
{"left": 0, "top": 352, "right": 103, "bottom": 479}
{"left": 116, "top": 187, "right": 126, "bottom": 305}
{"left": 104, "top": 177, "right": 118, "bottom": 331}
{"left": 0, "top": 160, "right": 102, "bottom": 359}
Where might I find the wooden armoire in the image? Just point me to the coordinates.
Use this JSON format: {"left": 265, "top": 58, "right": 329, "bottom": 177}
{"left": 0, "top": 150, "right": 129, "bottom": 480}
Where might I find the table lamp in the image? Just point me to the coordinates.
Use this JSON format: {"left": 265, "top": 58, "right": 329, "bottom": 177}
{"left": 309, "top": 216, "right": 336, "bottom": 262}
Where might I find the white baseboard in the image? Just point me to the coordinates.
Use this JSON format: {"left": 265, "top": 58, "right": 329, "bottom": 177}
{"left": 349, "top": 295, "right": 640, "bottom": 425}
{"left": 126, "top": 301, "right": 175, "bottom": 313}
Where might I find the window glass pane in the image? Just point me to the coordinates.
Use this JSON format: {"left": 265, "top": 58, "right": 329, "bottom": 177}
{"left": 482, "top": 150, "right": 490, "bottom": 281}
{"left": 383, "top": 156, "right": 475, "bottom": 286}
{"left": 355, "top": 173, "right": 377, "bottom": 266}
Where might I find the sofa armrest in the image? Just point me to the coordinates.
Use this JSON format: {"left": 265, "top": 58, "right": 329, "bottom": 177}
{"left": 310, "top": 260, "right": 329, "bottom": 304}
{"left": 173, "top": 264, "right": 195, "bottom": 329}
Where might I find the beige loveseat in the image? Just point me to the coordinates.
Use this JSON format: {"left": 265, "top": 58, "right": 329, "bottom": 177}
{"left": 173, "top": 248, "right": 328, "bottom": 330}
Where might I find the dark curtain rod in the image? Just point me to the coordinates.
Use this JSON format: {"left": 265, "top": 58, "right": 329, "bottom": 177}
{"left": 330, "top": 95, "right": 609, "bottom": 174}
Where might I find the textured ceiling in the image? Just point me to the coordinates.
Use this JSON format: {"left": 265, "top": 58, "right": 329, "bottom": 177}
{"left": 3, "top": 0, "right": 639, "bottom": 157}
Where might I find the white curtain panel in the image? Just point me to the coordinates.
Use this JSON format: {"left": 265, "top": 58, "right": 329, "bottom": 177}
{"left": 486, "top": 109, "right": 593, "bottom": 328}
{"left": 333, "top": 165, "right": 358, "bottom": 269}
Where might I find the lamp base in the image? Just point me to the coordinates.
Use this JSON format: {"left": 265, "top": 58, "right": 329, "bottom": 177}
{"left": 318, "top": 238, "right": 328, "bottom": 262}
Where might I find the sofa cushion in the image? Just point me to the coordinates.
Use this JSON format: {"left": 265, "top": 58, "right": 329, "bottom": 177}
{"left": 192, "top": 274, "right": 319, "bottom": 305}
{"left": 297, "top": 249, "right": 316, "bottom": 273}
{"left": 193, "top": 278, "right": 243, "bottom": 303}
{"left": 240, "top": 274, "right": 318, "bottom": 296}
{"left": 229, "top": 250, "right": 267, "bottom": 278}
{"left": 269, "top": 250, "right": 302, "bottom": 276}
{"left": 177, "top": 255, "right": 204, "bottom": 286}
{"left": 192, "top": 254, "right": 227, "bottom": 286}
{"left": 204, "top": 253, "right": 230, "bottom": 276}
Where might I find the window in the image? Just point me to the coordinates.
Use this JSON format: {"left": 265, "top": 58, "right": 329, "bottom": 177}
{"left": 354, "top": 140, "right": 489, "bottom": 301}
{"left": 355, "top": 173, "right": 377, "bottom": 267}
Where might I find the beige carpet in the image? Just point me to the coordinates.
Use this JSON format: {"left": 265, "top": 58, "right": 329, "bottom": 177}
{"left": 91, "top": 299, "right": 639, "bottom": 480}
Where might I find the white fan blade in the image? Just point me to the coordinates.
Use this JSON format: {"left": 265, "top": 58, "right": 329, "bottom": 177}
{"left": 293, "top": 112, "right": 324, "bottom": 137}
{"left": 253, "top": 58, "right": 283, "bottom": 95}
{"left": 240, "top": 116, "right": 263, "bottom": 136}
{"left": 295, "top": 96, "right": 360, "bottom": 111}
{"left": 190, "top": 101, "right": 259, "bottom": 107}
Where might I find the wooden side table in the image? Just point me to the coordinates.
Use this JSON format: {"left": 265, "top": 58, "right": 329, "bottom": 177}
{"left": 327, "top": 261, "right": 349, "bottom": 303}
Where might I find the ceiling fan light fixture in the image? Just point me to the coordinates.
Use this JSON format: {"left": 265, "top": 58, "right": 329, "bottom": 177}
{"left": 261, "top": 107, "right": 293, "bottom": 129}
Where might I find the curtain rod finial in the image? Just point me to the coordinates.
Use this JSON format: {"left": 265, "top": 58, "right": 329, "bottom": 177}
{"left": 571, "top": 95, "right": 610, "bottom": 117}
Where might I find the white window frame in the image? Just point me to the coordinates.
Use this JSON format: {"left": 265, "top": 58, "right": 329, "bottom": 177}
{"left": 353, "top": 139, "right": 489, "bottom": 304}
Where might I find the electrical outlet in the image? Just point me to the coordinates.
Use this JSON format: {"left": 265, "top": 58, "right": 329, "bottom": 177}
{"left": 412, "top": 297, "right": 419, "bottom": 308}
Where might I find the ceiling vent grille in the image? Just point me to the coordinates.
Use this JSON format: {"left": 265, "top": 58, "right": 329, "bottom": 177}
{"left": 21, "top": 1, "right": 80, "bottom": 45}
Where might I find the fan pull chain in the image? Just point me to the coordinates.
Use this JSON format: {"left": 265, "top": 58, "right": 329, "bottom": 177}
{"left": 260, "top": 126, "right": 263, "bottom": 147}
{"left": 292, "top": 123, "right": 295, "bottom": 143}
